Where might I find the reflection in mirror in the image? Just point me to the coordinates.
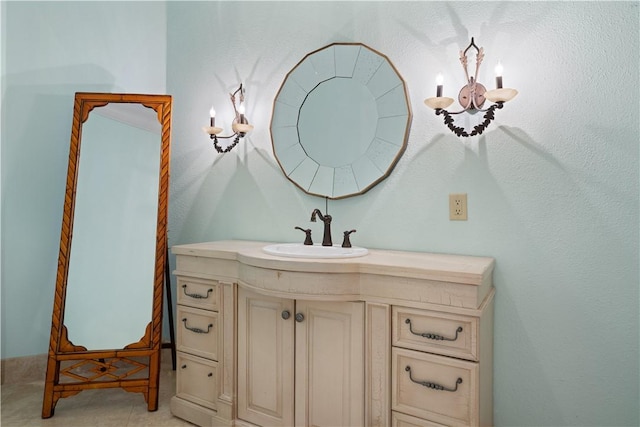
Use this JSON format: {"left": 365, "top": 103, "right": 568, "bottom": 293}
{"left": 64, "top": 104, "right": 160, "bottom": 350}
{"left": 271, "top": 43, "right": 412, "bottom": 199}
{"left": 42, "top": 93, "right": 172, "bottom": 419}
{"left": 298, "top": 78, "right": 377, "bottom": 167}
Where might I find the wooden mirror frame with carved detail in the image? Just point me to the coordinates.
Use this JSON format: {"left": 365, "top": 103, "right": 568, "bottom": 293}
{"left": 42, "top": 93, "right": 172, "bottom": 418}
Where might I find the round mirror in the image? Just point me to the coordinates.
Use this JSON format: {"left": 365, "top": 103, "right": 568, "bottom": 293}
{"left": 271, "top": 43, "right": 412, "bottom": 199}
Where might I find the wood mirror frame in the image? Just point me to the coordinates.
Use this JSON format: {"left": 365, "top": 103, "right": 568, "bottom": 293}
{"left": 42, "top": 92, "right": 172, "bottom": 418}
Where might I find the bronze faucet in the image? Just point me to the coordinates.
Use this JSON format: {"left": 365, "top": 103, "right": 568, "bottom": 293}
{"left": 310, "top": 209, "right": 332, "bottom": 246}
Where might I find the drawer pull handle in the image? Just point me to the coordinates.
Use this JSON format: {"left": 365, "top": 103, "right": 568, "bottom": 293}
{"left": 405, "top": 319, "right": 463, "bottom": 341}
{"left": 182, "top": 284, "right": 213, "bottom": 299}
{"left": 405, "top": 366, "right": 462, "bottom": 392}
{"left": 208, "top": 373, "right": 213, "bottom": 377}
{"left": 182, "top": 318, "right": 213, "bottom": 334}
{"left": 282, "top": 310, "right": 291, "bottom": 320}
{"left": 181, "top": 364, "right": 187, "bottom": 369}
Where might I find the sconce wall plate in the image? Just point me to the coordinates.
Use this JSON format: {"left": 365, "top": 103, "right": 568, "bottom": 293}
{"left": 425, "top": 38, "right": 518, "bottom": 137}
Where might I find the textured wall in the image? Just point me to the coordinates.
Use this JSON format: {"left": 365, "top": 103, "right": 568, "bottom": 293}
{"left": 166, "top": 2, "right": 638, "bottom": 426}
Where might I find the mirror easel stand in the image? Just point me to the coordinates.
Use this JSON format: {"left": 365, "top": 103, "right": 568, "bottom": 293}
{"left": 41, "top": 93, "right": 172, "bottom": 418}
{"left": 163, "top": 243, "right": 177, "bottom": 371}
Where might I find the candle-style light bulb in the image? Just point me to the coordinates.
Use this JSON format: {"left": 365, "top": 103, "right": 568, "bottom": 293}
{"left": 209, "top": 107, "right": 216, "bottom": 127}
{"left": 238, "top": 103, "right": 246, "bottom": 124}
{"left": 436, "top": 73, "right": 444, "bottom": 97}
{"left": 495, "top": 62, "right": 504, "bottom": 89}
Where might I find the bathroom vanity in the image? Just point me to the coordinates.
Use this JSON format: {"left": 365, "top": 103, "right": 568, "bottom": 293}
{"left": 170, "top": 240, "right": 495, "bottom": 427}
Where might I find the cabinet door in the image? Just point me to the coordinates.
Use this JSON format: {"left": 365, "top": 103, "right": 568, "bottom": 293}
{"left": 238, "top": 288, "right": 295, "bottom": 426}
{"left": 295, "top": 300, "right": 365, "bottom": 427}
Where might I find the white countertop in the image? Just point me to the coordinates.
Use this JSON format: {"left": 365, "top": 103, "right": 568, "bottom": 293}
{"left": 172, "top": 240, "right": 494, "bottom": 287}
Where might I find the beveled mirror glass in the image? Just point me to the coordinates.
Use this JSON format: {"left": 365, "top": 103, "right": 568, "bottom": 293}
{"left": 42, "top": 93, "right": 171, "bottom": 418}
{"left": 271, "top": 43, "right": 411, "bottom": 199}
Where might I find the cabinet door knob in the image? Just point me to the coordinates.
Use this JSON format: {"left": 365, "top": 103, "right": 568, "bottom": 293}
{"left": 282, "top": 310, "right": 291, "bottom": 320}
{"left": 295, "top": 313, "right": 305, "bottom": 322}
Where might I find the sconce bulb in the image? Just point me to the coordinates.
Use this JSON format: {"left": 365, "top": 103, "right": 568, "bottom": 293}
{"left": 435, "top": 73, "right": 444, "bottom": 97}
{"left": 494, "top": 62, "right": 504, "bottom": 89}
{"left": 209, "top": 107, "right": 216, "bottom": 118}
{"left": 238, "top": 103, "right": 245, "bottom": 115}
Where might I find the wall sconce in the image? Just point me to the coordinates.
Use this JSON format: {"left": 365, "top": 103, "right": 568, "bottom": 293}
{"left": 202, "top": 84, "right": 254, "bottom": 153}
{"left": 424, "top": 38, "right": 518, "bottom": 137}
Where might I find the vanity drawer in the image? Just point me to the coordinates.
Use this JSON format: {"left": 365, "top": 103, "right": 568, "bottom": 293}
{"left": 392, "top": 347, "right": 478, "bottom": 426}
{"left": 177, "top": 277, "right": 219, "bottom": 311}
{"left": 177, "top": 305, "right": 219, "bottom": 360}
{"left": 392, "top": 411, "right": 447, "bottom": 427}
{"left": 393, "top": 306, "right": 478, "bottom": 361}
{"left": 176, "top": 352, "right": 218, "bottom": 410}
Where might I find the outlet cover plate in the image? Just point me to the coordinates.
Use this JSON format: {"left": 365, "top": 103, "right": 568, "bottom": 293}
{"left": 449, "top": 193, "right": 468, "bottom": 220}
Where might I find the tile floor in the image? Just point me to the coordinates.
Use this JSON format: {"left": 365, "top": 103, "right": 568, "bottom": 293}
{"left": 1, "top": 351, "right": 193, "bottom": 427}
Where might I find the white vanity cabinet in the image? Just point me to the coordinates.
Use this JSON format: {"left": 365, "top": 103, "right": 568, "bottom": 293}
{"left": 391, "top": 300, "right": 494, "bottom": 426}
{"left": 170, "top": 240, "right": 495, "bottom": 427}
{"left": 172, "top": 277, "right": 223, "bottom": 423}
{"left": 237, "top": 287, "right": 364, "bottom": 426}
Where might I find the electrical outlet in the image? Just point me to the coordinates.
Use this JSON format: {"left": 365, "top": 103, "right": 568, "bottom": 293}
{"left": 449, "top": 193, "right": 468, "bottom": 220}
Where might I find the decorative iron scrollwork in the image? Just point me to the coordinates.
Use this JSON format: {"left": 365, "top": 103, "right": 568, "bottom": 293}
{"left": 405, "top": 318, "right": 463, "bottom": 341}
{"left": 436, "top": 101, "right": 504, "bottom": 137}
{"left": 405, "top": 366, "right": 462, "bottom": 392}
{"left": 182, "top": 318, "right": 213, "bottom": 334}
{"left": 182, "top": 284, "right": 213, "bottom": 299}
{"left": 213, "top": 134, "right": 242, "bottom": 153}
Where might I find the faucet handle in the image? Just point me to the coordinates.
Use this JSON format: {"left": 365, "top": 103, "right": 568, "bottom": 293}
{"left": 342, "top": 230, "right": 357, "bottom": 248}
{"left": 295, "top": 227, "right": 313, "bottom": 245}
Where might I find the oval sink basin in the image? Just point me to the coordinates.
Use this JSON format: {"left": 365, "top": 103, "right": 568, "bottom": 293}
{"left": 263, "top": 243, "right": 368, "bottom": 259}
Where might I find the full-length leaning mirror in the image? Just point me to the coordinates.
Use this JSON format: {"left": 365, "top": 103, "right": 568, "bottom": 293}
{"left": 271, "top": 42, "right": 412, "bottom": 199}
{"left": 42, "top": 93, "right": 172, "bottom": 418}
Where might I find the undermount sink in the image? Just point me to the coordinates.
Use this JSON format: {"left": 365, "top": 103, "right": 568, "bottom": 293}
{"left": 263, "top": 243, "right": 369, "bottom": 259}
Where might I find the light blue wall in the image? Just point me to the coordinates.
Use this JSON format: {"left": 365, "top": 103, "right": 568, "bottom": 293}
{"left": 1, "top": 1, "right": 166, "bottom": 357}
{"left": 1, "top": 1, "right": 638, "bottom": 426}
{"left": 166, "top": 1, "right": 638, "bottom": 426}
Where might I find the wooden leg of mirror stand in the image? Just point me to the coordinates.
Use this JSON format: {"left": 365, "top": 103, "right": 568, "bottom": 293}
{"left": 42, "top": 358, "right": 58, "bottom": 418}
{"left": 147, "top": 350, "right": 161, "bottom": 411}
{"left": 42, "top": 357, "right": 84, "bottom": 418}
